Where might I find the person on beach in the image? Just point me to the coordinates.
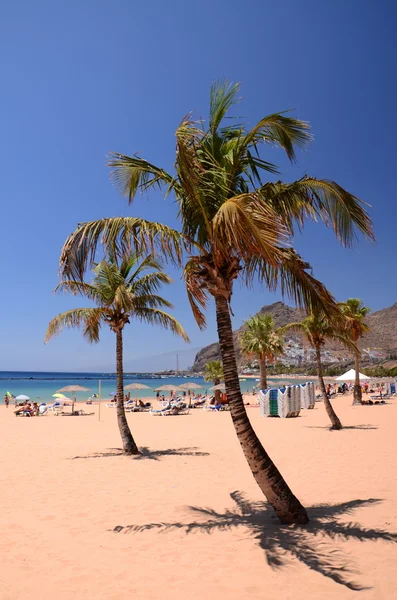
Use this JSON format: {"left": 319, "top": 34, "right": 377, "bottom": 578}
{"left": 4, "top": 394, "right": 9, "bottom": 408}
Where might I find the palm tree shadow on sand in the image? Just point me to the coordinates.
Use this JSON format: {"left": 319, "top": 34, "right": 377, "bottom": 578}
{"left": 113, "top": 492, "right": 397, "bottom": 591}
{"left": 70, "top": 446, "right": 210, "bottom": 461}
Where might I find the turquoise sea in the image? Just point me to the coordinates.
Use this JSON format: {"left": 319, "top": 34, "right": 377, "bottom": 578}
{"left": 0, "top": 371, "right": 302, "bottom": 403}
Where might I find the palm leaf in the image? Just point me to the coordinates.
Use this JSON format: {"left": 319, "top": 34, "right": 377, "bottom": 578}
{"left": 134, "top": 307, "right": 189, "bottom": 342}
{"left": 108, "top": 153, "right": 177, "bottom": 202}
{"left": 45, "top": 308, "right": 105, "bottom": 344}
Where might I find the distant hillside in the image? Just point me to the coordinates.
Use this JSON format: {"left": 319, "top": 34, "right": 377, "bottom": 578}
{"left": 192, "top": 301, "right": 397, "bottom": 371}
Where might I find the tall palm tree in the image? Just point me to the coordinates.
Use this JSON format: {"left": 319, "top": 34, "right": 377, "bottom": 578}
{"left": 203, "top": 359, "right": 224, "bottom": 402}
{"left": 339, "top": 298, "right": 370, "bottom": 404}
{"left": 45, "top": 254, "right": 188, "bottom": 454}
{"left": 240, "top": 315, "right": 283, "bottom": 390}
{"left": 281, "top": 312, "right": 357, "bottom": 429}
{"left": 59, "top": 82, "right": 373, "bottom": 523}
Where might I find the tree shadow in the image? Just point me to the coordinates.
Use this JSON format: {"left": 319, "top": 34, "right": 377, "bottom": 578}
{"left": 113, "top": 492, "right": 397, "bottom": 591}
{"left": 70, "top": 446, "right": 209, "bottom": 461}
{"left": 305, "top": 425, "right": 378, "bottom": 430}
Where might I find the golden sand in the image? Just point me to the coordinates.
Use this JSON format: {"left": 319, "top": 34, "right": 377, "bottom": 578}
{"left": 0, "top": 394, "right": 396, "bottom": 599}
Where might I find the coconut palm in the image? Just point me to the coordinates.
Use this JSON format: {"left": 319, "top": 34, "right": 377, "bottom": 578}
{"left": 203, "top": 360, "right": 224, "bottom": 402}
{"left": 240, "top": 315, "right": 283, "bottom": 390}
{"left": 339, "top": 298, "right": 370, "bottom": 404}
{"left": 45, "top": 254, "right": 188, "bottom": 454}
{"left": 281, "top": 312, "right": 357, "bottom": 429}
{"left": 59, "top": 81, "right": 373, "bottom": 523}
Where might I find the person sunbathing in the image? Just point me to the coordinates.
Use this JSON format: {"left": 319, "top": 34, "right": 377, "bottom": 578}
{"left": 15, "top": 402, "right": 33, "bottom": 416}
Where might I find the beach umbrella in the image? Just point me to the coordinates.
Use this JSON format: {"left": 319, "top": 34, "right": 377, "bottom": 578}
{"left": 15, "top": 394, "right": 30, "bottom": 401}
{"left": 52, "top": 393, "right": 69, "bottom": 399}
{"left": 179, "top": 383, "right": 202, "bottom": 390}
{"left": 56, "top": 385, "right": 91, "bottom": 413}
{"left": 335, "top": 369, "right": 369, "bottom": 381}
{"left": 124, "top": 383, "right": 151, "bottom": 390}
{"left": 209, "top": 383, "right": 226, "bottom": 391}
{"left": 153, "top": 384, "right": 184, "bottom": 392}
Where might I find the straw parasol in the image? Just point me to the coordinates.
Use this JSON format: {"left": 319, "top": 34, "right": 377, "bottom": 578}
{"left": 56, "top": 385, "right": 91, "bottom": 413}
{"left": 153, "top": 384, "right": 184, "bottom": 392}
{"left": 209, "top": 383, "right": 226, "bottom": 391}
{"left": 179, "top": 382, "right": 202, "bottom": 390}
{"left": 125, "top": 383, "right": 151, "bottom": 390}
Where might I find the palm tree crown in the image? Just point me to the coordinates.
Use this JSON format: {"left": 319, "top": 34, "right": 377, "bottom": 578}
{"left": 203, "top": 360, "right": 224, "bottom": 384}
{"left": 339, "top": 298, "right": 370, "bottom": 342}
{"left": 46, "top": 254, "right": 188, "bottom": 343}
{"left": 240, "top": 315, "right": 284, "bottom": 362}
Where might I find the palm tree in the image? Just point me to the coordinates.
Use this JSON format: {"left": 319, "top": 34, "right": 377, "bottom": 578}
{"left": 59, "top": 82, "right": 373, "bottom": 523}
{"left": 45, "top": 254, "right": 188, "bottom": 454}
{"left": 203, "top": 359, "right": 224, "bottom": 402}
{"left": 339, "top": 298, "right": 370, "bottom": 404}
{"left": 281, "top": 312, "right": 357, "bottom": 429}
{"left": 240, "top": 315, "right": 283, "bottom": 390}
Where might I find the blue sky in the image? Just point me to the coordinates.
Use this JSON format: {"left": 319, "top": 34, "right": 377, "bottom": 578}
{"left": 1, "top": 0, "right": 396, "bottom": 372}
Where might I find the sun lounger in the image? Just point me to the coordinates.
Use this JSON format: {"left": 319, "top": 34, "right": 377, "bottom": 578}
{"left": 204, "top": 403, "right": 223, "bottom": 411}
{"left": 149, "top": 400, "right": 189, "bottom": 416}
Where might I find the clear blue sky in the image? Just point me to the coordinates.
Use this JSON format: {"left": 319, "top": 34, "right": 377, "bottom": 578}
{"left": 1, "top": 0, "right": 396, "bottom": 371}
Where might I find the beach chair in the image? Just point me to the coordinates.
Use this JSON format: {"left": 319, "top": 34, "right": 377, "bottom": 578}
{"left": 38, "top": 404, "right": 48, "bottom": 416}
{"left": 204, "top": 403, "right": 223, "bottom": 412}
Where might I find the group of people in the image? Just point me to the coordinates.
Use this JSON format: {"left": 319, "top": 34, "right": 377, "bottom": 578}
{"left": 13, "top": 400, "right": 41, "bottom": 417}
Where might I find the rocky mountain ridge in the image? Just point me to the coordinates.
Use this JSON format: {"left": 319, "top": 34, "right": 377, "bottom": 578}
{"left": 192, "top": 301, "right": 397, "bottom": 371}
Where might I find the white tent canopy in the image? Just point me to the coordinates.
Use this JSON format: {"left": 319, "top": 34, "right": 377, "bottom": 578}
{"left": 335, "top": 369, "right": 370, "bottom": 381}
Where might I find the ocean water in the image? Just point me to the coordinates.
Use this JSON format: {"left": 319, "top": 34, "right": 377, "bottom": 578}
{"left": 0, "top": 371, "right": 305, "bottom": 404}
{"left": 0, "top": 371, "right": 267, "bottom": 403}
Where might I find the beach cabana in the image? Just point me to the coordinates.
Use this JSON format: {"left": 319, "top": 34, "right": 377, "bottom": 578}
{"left": 335, "top": 369, "right": 370, "bottom": 381}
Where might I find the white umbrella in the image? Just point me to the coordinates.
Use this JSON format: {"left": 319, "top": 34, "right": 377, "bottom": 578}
{"left": 15, "top": 394, "right": 30, "bottom": 401}
{"left": 335, "top": 369, "right": 370, "bottom": 381}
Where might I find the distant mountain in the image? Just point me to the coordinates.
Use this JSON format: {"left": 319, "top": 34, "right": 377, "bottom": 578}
{"left": 192, "top": 301, "right": 397, "bottom": 371}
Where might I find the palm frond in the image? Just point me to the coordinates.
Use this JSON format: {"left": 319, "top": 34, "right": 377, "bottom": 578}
{"left": 108, "top": 153, "right": 177, "bottom": 202}
{"left": 60, "top": 217, "right": 185, "bottom": 281}
{"left": 244, "top": 112, "right": 312, "bottom": 162}
{"left": 183, "top": 257, "right": 209, "bottom": 330}
{"left": 45, "top": 308, "right": 105, "bottom": 344}
{"left": 259, "top": 177, "right": 374, "bottom": 245}
{"left": 211, "top": 192, "right": 287, "bottom": 266}
{"left": 129, "top": 272, "right": 172, "bottom": 298}
{"left": 54, "top": 281, "right": 101, "bottom": 302}
{"left": 209, "top": 80, "right": 240, "bottom": 133}
{"left": 134, "top": 308, "right": 189, "bottom": 342}
{"left": 248, "top": 249, "right": 338, "bottom": 318}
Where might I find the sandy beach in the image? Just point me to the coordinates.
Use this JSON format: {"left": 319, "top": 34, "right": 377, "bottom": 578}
{"left": 1, "top": 394, "right": 396, "bottom": 600}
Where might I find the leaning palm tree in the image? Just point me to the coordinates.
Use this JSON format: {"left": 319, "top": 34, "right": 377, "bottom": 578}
{"left": 281, "top": 312, "right": 357, "bottom": 429}
{"left": 203, "top": 360, "right": 224, "bottom": 402}
{"left": 339, "top": 298, "right": 370, "bottom": 404}
{"left": 59, "top": 81, "right": 373, "bottom": 523}
{"left": 240, "top": 315, "right": 284, "bottom": 390}
{"left": 45, "top": 254, "right": 188, "bottom": 454}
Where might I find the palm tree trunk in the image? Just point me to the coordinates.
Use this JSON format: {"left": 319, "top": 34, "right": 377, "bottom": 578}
{"left": 259, "top": 356, "right": 267, "bottom": 390}
{"left": 214, "top": 377, "right": 221, "bottom": 403}
{"left": 315, "top": 346, "right": 342, "bottom": 430}
{"left": 215, "top": 295, "right": 308, "bottom": 524}
{"left": 353, "top": 350, "right": 362, "bottom": 405}
{"left": 116, "top": 329, "right": 140, "bottom": 455}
